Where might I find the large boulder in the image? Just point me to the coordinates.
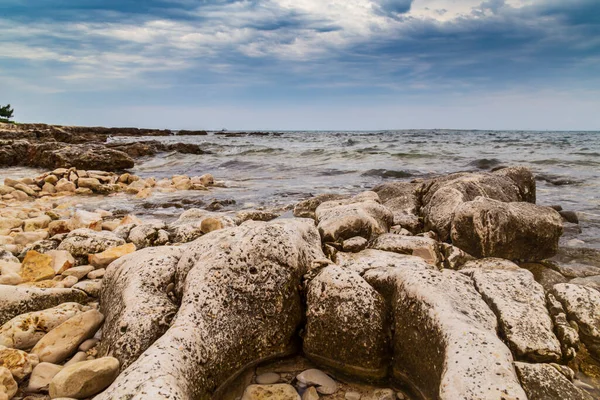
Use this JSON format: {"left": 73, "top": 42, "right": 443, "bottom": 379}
{"left": 370, "top": 234, "right": 442, "bottom": 267}
{"left": 315, "top": 192, "right": 393, "bottom": 243}
{"left": 371, "top": 181, "right": 421, "bottom": 233}
{"left": 95, "top": 219, "right": 324, "bottom": 400}
{"left": 0, "top": 286, "right": 88, "bottom": 325}
{"left": 461, "top": 260, "right": 561, "bottom": 362}
{"left": 421, "top": 167, "right": 535, "bottom": 241}
{"left": 98, "top": 247, "right": 183, "bottom": 370}
{"left": 362, "top": 258, "right": 526, "bottom": 399}
{"left": 58, "top": 229, "right": 126, "bottom": 257}
{"left": 303, "top": 265, "right": 388, "bottom": 381}
{"left": 451, "top": 197, "right": 562, "bottom": 260}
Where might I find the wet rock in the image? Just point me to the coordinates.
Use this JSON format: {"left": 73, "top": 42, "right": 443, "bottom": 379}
{"left": 31, "top": 310, "right": 104, "bottom": 364}
{"left": 546, "top": 260, "right": 600, "bottom": 279}
{"left": 560, "top": 211, "right": 579, "bottom": 224}
{"left": 315, "top": 192, "right": 393, "bottom": 243}
{"left": 88, "top": 243, "right": 136, "bottom": 268}
{"left": 0, "top": 286, "right": 88, "bottom": 326}
{"left": 421, "top": 167, "right": 534, "bottom": 240}
{"left": 69, "top": 210, "right": 103, "bottom": 231}
{"left": 241, "top": 384, "right": 300, "bottom": 400}
{"left": 371, "top": 181, "right": 421, "bottom": 233}
{"left": 451, "top": 197, "right": 562, "bottom": 260}
{"left": 235, "top": 210, "right": 280, "bottom": 224}
{"left": 0, "top": 303, "right": 88, "bottom": 350}
{"left": 515, "top": 362, "right": 593, "bottom": 400}
{"left": 363, "top": 263, "right": 526, "bottom": 399}
{"left": 304, "top": 266, "right": 388, "bottom": 381}
{"left": 96, "top": 219, "right": 324, "bottom": 400}
{"left": 0, "top": 345, "right": 39, "bottom": 380}
{"left": 97, "top": 247, "right": 182, "bottom": 369}
{"left": 49, "top": 357, "right": 120, "bottom": 399}
{"left": 552, "top": 284, "right": 600, "bottom": 358}
{"left": 293, "top": 193, "right": 349, "bottom": 219}
{"left": 342, "top": 236, "right": 368, "bottom": 252}
{"left": 0, "top": 366, "right": 17, "bottom": 399}
{"left": 520, "top": 263, "right": 569, "bottom": 292}
{"left": 371, "top": 234, "right": 441, "bottom": 267}
{"left": 27, "top": 362, "right": 63, "bottom": 393}
{"left": 461, "top": 263, "right": 561, "bottom": 362}
{"left": 58, "top": 229, "right": 125, "bottom": 257}
{"left": 296, "top": 369, "right": 337, "bottom": 395}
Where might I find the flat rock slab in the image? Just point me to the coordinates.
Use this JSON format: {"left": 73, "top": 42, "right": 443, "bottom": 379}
{"left": 58, "top": 229, "right": 126, "bottom": 257}
{"left": 515, "top": 362, "right": 594, "bottom": 400}
{"left": 370, "top": 234, "right": 442, "bottom": 267}
{"left": 363, "top": 263, "right": 526, "bottom": 400}
{"left": 0, "top": 286, "right": 88, "bottom": 326}
{"left": 451, "top": 197, "right": 562, "bottom": 260}
{"left": 304, "top": 265, "right": 388, "bottom": 380}
{"left": 461, "top": 264, "right": 561, "bottom": 362}
{"left": 552, "top": 283, "right": 600, "bottom": 358}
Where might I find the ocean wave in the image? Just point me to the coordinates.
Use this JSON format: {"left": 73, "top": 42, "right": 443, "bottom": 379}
{"left": 467, "top": 158, "right": 503, "bottom": 170}
{"left": 361, "top": 169, "right": 414, "bottom": 179}
{"left": 392, "top": 152, "right": 435, "bottom": 159}
{"left": 236, "top": 147, "right": 285, "bottom": 156}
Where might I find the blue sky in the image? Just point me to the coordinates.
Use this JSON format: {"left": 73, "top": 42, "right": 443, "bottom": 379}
{"left": 1, "top": 0, "right": 599, "bottom": 130}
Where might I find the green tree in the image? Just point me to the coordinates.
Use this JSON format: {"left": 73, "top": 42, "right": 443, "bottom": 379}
{"left": 0, "top": 104, "right": 14, "bottom": 121}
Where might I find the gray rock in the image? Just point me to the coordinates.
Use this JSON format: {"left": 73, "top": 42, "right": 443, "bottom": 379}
{"left": 570, "top": 275, "right": 600, "bottom": 292}
{"left": 0, "top": 286, "right": 88, "bottom": 326}
{"left": 520, "top": 262, "right": 569, "bottom": 292}
{"left": 315, "top": 192, "right": 393, "bottom": 243}
{"left": 49, "top": 357, "right": 120, "bottom": 399}
{"left": 58, "top": 229, "right": 126, "bottom": 257}
{"left": 552, "top": 283, "right": 600, "bottom": 358}
{"left": 98, "top": 247, "right": 183, "bottom": 370}
{"left": 363, "top": 263, "right": 526, "bottom": 400}
{"left": 461, "top": 263, "right": 561, "bottom": 362}
{"left": 296, "top": 369, "right": 337, "bottom": 395}
{"left": 304, "top": 265, "right": 388, "bottom": 381}
{"left": 451, "top": 197, "right": 562, "bottom": 260}
{"left": 514, "top": 362, "right": 593, "bottom": 400}
{"left": 371, "top": 234, "right": 442, "bottom": 267}
{"left": 95, "top": 219, "right": 324, "bottom": 400}
{"left": 255, "top": 372, "right": 280, "bottom": 385}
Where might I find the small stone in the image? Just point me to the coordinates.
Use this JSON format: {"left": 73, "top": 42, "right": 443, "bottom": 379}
{"left": 72, "top": 280, "right": 102, "bottom": 298}
{"left": 49, "top": 357, "right": 120, "bottom": 399}
{"left": 242, "top": 384, "right": 300, "bottom": 400}
{"left": 0, "top": 218, "right": 23, "bottom": 231}
{"left": 342, "top": 236, "right": 368, "bottom": 252}
{"left": 13, "top": 183, "right": 37, "bottom": 197}
{"left": 0, "top": 366, "right": 17, "bottom": 399}
{"left": 75, "top": 187, "right": 94, "bottom": 195}
{"left": 21, "top": 251, "right": 55, "bottom": 283}
{"left": 27, "top": 362, "right": 63, "bottom": 392}
{"left": 78, "top": 338, "right": 98, "bottom": 352}
{"left": 48, "top": 220, "right": 71, "bottom": 236}
{"left": 31, "top": 310, "right": 104, "bottom": 364}
{"left": 77, "top": 178, "right": 102, "bottom": 192}
{"left": 296, "top": 369, "right": 337, "bottom": 395}
{"left": 119, "top": 214, "right": 143, "bottom": 226}
{"left": 0, "top": 273, "right": 21, "bottom": 285}
{"left": 55, "top": 179, "right": 76, "bottom": 193}
{"left": 88, "top": 243, "right": 136, "bottom": 268}
{"left": 198, "top": 173, "right": 214, "bottom": 186}
{"left": 62, "top": 265, "right": 94, "bottom": 280}
{"left": 256, "top": 372, "right": 280, "bottom": 385}
{"left": 23, "top": 215, "right": 51, "bottom": 232}
{"left": 64, "top": 352, "right": 87, "bottom": 367}
{"left": 345, "top": 392, "right": 361, "bottom": 400}
{"left": 87, "top": 269, "right": 105, "bottom": 279}
{"left": 47, "top": 250, "right": 75, "bottom": 274}
{"left": 69, "top": 210, "right": 103, "bottom": 231}
{"left": 44, "top": 175, "right": 59, "bottom": 185}
{"left": 370, "top": 389, "right": 395, "bottom": 400}
{"left": 60, "top": 275, "right": 79, "bottom": 288}
{"left": 303, "top": 386, "right": 319, "bottom": 400}
{"left": 200, "top": 217, "right": 223, "bottom": 234}
{"left": 0, "top": 345, "right": 39, "bottom": 380}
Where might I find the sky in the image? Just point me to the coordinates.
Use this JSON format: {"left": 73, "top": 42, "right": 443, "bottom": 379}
{"left": 1, "top": 0, "right": 599, "bottom": 130}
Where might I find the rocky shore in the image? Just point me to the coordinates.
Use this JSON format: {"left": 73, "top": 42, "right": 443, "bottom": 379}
{"left": 0, "top": 163, "right": 599, "bottom": 400}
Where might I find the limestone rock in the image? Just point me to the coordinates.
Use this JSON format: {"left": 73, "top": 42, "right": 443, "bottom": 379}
{"left": 97, "top": 247, "right": 183, "bottom": 369}
{"left": 371, "top": 181, "right": 421, "bottom": 233}
{"left": 58, "top": 229, "right": 126, "bottom": 257}
{"left": 570, "top": 275, "right": 600, "bottom": 292}
{"left": 371, "top": 234, "right": 441, "bottom": 267}
{"left": 69, "top": 210, "right": 103, "bottom": 231}
{"left": 546, "top": 293, "right": 579, "bottom": 360}
{"left": 62, "top": 265, "right": 94, "bottom": 280}
{"left": 0, "top": 366, "right": 17, "bottom": 399}
{"left": 31, "top": 309, "right": 104, "bottom": 364}
{"left": 421, "top": 167, "right": 534, "bottom": 240}
{"left": 47, "top": 250, "right": 75, "bottom": 274}
{"left": 48, "top": 220, "right": 71, "bottom": 236}
{"left": 0, "top": 303, "right": 88, "bottom": 350}
{"left": 461, "top": 263, "right": 561, "bottom": 362}
{"left": 23, "top": 215, "right": 51, "bottom": 232}
{"left": 363, "top": 264, "right": 526, "bottom": 399}
{"left": 451, "top": 197, "right": 562, "bottom": 260}
{"left": 293, "top": 193, "right": 348, "bottom": 219}
{"left": 255, "top": 372, "right": 280, "bottom": 385}
{"left": 127, "top": 224, "right": 165, "bottom": 248}
{"left": 241, "top": 384, "right": 300, "bottom": 400}
{"left": 552, "top": 284, "right": 600, "bottom": 358}
{"left": 49, "top": 357, "right": 119, "bottom": 399}
{"left": 77, "top": 177, "right": 101, "bottom": 191}
{"left": 88, "top": 243, "right": 136, "bottom": 268}
{"left": 296, "top": 369, "right": 337, "bottom": 395}
{"left": 95, "top": 219, "right": 324, "bottom": 400}
{"left": 72, "top": 279, "right": 102, "bottom": 298}
{"left": 515, "top": 362, "right": 593, "bottom": 400}
{"left": 20, "top": 251, "right": 54, "bottom": 283}
{"left": 342, "top": 236, "right": 368, "bottom": 253}
{"left": 520, "top": 262, "right": 569, "bottom": 292}
{"left": 0, "top": 345, "right": 39, "bottom": 381}
{"left": 440, "top": 243, "right": 475, "bottom": 270}
{"left": 168, "top": 209, "right": 235, "bottom": 243}
{"left": 334, "top": 249, "right": 434, "bottom": 275}
{"left": 304, "top": 266, "right": 388, "bottom": 380}
{"left": 315, "top": 192, "right": 393, "bottom": 243}
{"left": 302, "top": 386, "right": 319, "bottom": 400}
{"left": 27, "top": 362, "right": 63, "bottom": 392}
{"left": 0, "top": 286, "right": 88, "bottom": 325}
